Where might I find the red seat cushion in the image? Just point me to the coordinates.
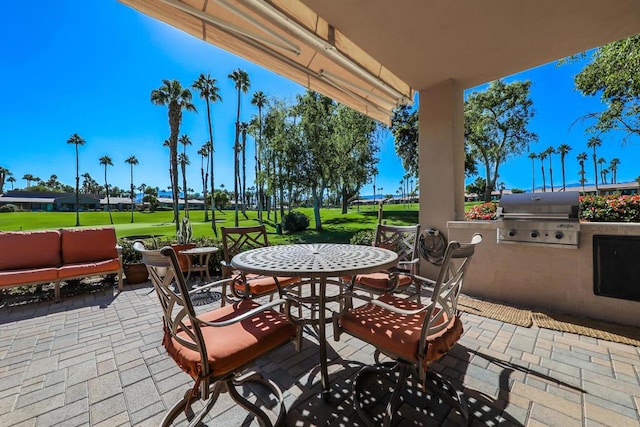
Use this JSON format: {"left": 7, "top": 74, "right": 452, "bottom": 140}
{"left": 58, "top": 259, "right": 121, "bottom": 280}
{"left": 233, "top": 273, "right": 300, "bottom": 296}
{"left": 163, "top": 299, "right": 296, "bottom": 379}
{"left": 0, "top": 230, "right": 61, "bottom": 270}
{"left": 0, "top": 268, "right": 58, "bottom": 287}
{"left": 342, "top": 272, "right": 413, "bottom": 290}
{"left": 60, "top": 228, "right": 118, "bottom": 264}
{"left": 339, "top": 293, "right": 463, "bottom": 365}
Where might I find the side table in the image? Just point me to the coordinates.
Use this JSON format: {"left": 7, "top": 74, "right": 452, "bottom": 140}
{"left": 179, "top": 246, "right": 219, "bottom": 282}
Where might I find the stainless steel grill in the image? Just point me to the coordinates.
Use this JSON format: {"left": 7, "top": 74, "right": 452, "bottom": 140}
{"left": 496, "top": 191, "right": 580, "bottom": 249}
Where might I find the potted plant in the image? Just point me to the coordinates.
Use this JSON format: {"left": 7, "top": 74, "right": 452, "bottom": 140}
{"left": 119, "top": 239, "right": 149, "bottom": 284}
{"left": 171, "top": 217, "right": 196, "bottom": 272}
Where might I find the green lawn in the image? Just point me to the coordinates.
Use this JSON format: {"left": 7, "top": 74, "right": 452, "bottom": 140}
{"left": 0, "top": 204, "right": 421, "bottom": 244}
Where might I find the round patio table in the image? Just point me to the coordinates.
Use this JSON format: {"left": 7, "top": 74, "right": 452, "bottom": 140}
{"left": 231, "top": 243, "right": 398, "bottom": 399}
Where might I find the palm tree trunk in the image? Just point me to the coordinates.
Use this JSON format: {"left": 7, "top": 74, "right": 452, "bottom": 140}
{"left": 105, "top": 167, "right": 113, "bottom": 225}
{"left": 75, "top": 145, "right": 80, "bottom": 227}
{"left": 205, "top": 98, "right": 216, "bottom": 235}
{"left": 130, "top": 165, "right": 135, "bottom": 223}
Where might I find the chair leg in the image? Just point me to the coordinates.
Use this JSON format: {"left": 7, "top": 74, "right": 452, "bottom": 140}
{"left": 353, "top": 361, "right": 470, "bottom": 427}
{"left": 424, "top": 370, "right": 471, "bottom": 426}
{"left": 228, "top": 370, "right": 286, "bottom": 427}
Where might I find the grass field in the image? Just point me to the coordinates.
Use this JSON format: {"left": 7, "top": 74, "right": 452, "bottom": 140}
{"left": 0, "top": 204, "right": 422, "bottom": 244}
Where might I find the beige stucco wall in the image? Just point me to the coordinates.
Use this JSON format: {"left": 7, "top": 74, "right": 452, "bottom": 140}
{"left": 448, "top": 221, "right": 640, "bottom": 327}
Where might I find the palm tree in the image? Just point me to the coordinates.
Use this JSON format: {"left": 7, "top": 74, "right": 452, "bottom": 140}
{"left": 557, "top": 144, "right": 572, "bottom": 191}
{"left": 198, "top": 143, "right": 211, "bottom": 221}
{"left": 609, "top": 158, "right": 621, "bottom": 184}
{"left": 67, "top": 133, "right": 85, "bottom": 226}
{"left": 545, "top": 146, "right": 556, "bottom": 192}
{"left": 178, "top": 152, "right": 190, "bottom": 217}
{"left": 7, "top": 176, "right": 15, "bottom": 190}
{"left": 99, "top": 155, "right": 114, "bottom": 225}
{"left": 587, "top": 137, "right": 601, "bottom": 195}
{"left": 577, "top": 152, "right": 588, "bottom": 193}
{"left": 597, "top": 157, "right": 606, "bottom": 185}
{"left": 228, "top": 68, "right": 251, "bottom": 226}
{"left": 192, "top": 73, "right": 222, "bottom": 236}
{"left": 125, "top": 155, "right": 138, "bottom": 223}
{"left": 251, "top": 90, "right": 267, "bottom": 222}
{"left": 179, "top": 134, "right": 192, "bottom": 217}
{"left": 22, "top": 174, "right": 36, "bottom": 188}
{"left": 151, "top": 79, "right": 196, "bottom": 233}
{"left": 239, "top": 121, "right": 249, "bottom": 218}
{"left": 538, "top": 151, "right": 547, "bottom": 192}
{"left": 528, "top": 152, "right": 537, "bottom": 192}
{"left": 601, "top": 168, "right": 609, "bottom": 185}
{"left": 0, "top": 167, "right": 9, "bottom": 194}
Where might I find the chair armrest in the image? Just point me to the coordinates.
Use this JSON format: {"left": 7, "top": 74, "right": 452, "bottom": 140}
{"left": 188, "top": 277, "right": 234, "bottom": 295}
{"left": 196, "top": 298, "right": 287, "bottom": 327}
{"left": 412, "top": 273, "right": 436, "bottom": 287}
{"left": 370, "top": 299, "right": 430, "bottom": 316}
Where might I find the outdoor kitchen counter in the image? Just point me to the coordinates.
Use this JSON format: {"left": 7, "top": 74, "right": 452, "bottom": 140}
{"left": 447, "top": 220, "right": 640, "bottom": 327}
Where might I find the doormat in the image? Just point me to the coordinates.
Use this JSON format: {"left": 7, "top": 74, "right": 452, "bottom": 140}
{"left": 458, "top": 295, "right": 533, "bottom": 327}
{"left": 532, "top": 312, "right": 640, "bottom": 347}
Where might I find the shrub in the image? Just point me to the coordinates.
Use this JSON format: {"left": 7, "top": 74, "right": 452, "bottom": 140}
{"left": 580, "top": 194, "right": 640, "bottom": 222}
{"left": 0, "top": 204, "right": 17, "bottom": 213}
{"left": 282, "top": 211, "right": 310, "bottom": 233}
{"left": 350, "top": 229, "right": 375, "bottom": 246}
{"left": 465, "top": 202, "right": 498, "bottom": 220}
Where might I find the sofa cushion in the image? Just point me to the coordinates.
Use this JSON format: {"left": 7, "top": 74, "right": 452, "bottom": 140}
{"left": 60, "top": 228, "right": 118, "bottom": 264}
{"left": 0, "top": 231, "right": 61, "bottom": 270}
{"left": 0, "top": 268, "right": 59, "bottom": 287}
{"left": 58, "top": 259, "right": 121, "bottom": 280}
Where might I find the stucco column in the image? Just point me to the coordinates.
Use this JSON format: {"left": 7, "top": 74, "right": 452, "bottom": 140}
{"left": 418, "top": 80, "right": 465, "bottom": 271}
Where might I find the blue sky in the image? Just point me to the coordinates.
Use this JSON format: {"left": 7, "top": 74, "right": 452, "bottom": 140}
{"left": 1, "top": 1, "right": 638, "bottom": 197}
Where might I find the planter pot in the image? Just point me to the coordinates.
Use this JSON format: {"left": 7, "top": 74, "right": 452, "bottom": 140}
{"left": 123, "top": 263, "right": 149, "bottom": 284}
{"left": 171, "top": 243, "right": 197, "bottom": 272}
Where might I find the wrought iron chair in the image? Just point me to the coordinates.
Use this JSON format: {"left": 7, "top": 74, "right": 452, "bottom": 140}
{"left": 220, "top": 225, "right": 301, "bottom": 306}
{"left": 334, "top": 233, "right": 482, "bottom": 426}
{"left": 342, "top": 224, "right": 421, "bottom": 299}
{"left": 134, "top": 242, "right": 300, "bottom": 426}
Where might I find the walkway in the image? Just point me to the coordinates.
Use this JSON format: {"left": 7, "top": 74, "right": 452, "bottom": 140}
{"left": 0, "top": 282, "right": 638, "bottom": 426}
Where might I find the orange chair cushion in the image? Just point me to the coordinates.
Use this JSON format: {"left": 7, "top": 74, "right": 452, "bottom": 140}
{"left": 0, "top": 230, "right": 61, "bottom": 270}
{"left": 339, "top": 294, "right": 463, "bottom": 365}
{"left": 58, "top": 259, "right": 121, "bottom": 280}
{"left": 343, "top": 272, "right": 413, "bottom": 290}
{"left": 233, "top": 274, "right": 300, "bottom": 296}
{"left": 0, "top": 268, "right": 58, "bottom": 287}
{"left": 60, "top": 228, "right": 118, "bottom": 264}
{"left": 163, "top": 299, "right": 296, "bottom": 379}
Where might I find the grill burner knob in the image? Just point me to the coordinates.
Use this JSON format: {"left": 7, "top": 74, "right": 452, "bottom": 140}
{"left": 530, "top": 231, "right": 539, "bottom": 238}
{"left": 508, "top": 230, "right": 516, "bottom": 237}
{"left": 555, "top": 232, "right": 564, "bottom": 240}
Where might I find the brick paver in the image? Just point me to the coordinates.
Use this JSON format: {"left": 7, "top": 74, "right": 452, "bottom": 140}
{"left": 1, "top": 282, "right": 639, "bottom": 426}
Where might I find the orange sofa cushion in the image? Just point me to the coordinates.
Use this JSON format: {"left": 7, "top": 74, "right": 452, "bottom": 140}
{"left": 339, "top": 293, "right": 463, "bottom": 365}
{"left": 58, "top": 259, "right": 121, "bottom": 280}
{"left": 163, "top": 299, "right": 296, "bottom": 379}
{"left": 60, "top": 228, "right": 118, "bottom": 264}
{"left": 0, "top": 267, "right": 59, "bottom": 287}
{"left": 0, "top": 230, "right": 61, "bottom": 270}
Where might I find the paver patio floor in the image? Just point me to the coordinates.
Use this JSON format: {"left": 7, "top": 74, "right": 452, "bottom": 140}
{"left": 1, "top": 282, "right": 639, "bottom": 426}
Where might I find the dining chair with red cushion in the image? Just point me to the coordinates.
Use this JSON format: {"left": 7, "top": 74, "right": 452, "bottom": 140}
{"left": 334, "top": 233, "right": 482, "bottom": 426}
{"left": 220, "top": 225, "right": 301, "bottom": 306}
{"left": 135, "top": 241, "right": 300, "bottom": 426}
{"left": 342, "top": 224, "right": 421, "bottom": 300}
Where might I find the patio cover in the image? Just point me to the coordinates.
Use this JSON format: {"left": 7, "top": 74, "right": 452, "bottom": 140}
{"left": 118, "top": 0, "right": 414, "bottom": 125}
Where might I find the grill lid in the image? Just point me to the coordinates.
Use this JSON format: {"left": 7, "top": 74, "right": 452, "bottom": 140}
{"left": 498, "top": 191, "right": 580, "bottom": 220}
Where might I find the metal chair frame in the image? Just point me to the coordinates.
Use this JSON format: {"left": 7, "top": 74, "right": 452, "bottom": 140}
{"left": 135, "top": 241, "right": 299, "bottom": 426}
{"left": 344, "top": 223, "right": 421, "bottom": 299}
{"left": 335, "top": 234, "right": 482, "bottom": 426}
{"left": 220, "top": 225, "right": 301, "bottom": 306}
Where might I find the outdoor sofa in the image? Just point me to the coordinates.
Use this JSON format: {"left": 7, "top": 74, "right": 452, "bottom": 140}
{"left": 0, "top": 228, "right": 123, "bottom": 302}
